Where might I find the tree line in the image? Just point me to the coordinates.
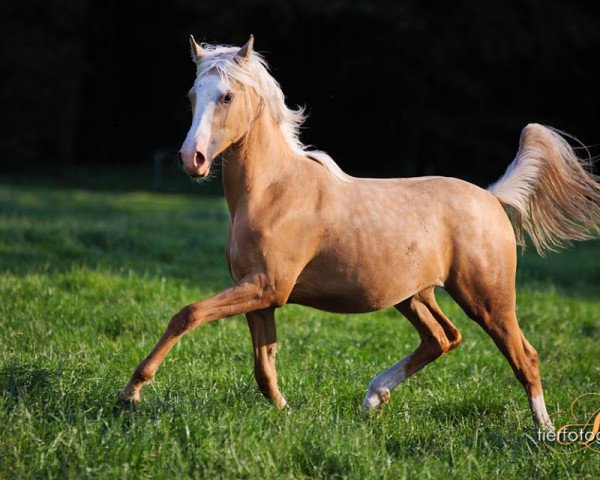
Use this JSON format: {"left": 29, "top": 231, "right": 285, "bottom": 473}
{"left": 1, "top": 0, "right": 598, "bottom": 184}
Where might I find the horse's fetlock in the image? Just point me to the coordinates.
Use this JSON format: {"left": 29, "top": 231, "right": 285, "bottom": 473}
{"left": 369, "top": 381, "right": 390, "bottom": 401}
{"left": 133, "top": 365, "right": 154, "bottom": 384}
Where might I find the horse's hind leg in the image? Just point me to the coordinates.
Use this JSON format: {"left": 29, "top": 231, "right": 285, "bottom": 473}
{"left": 446, "top": 278, "right": 554, "bottom": 431}
{"left": 481, "top": 310, "right": 552, "bottom": 431}
{"left": 363, "top": 287, "right": 462, "bottom": 410}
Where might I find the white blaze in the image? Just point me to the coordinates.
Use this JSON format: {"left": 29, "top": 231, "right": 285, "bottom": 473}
{"left": 181, "top": 74, "right": 224, "bottom": 161}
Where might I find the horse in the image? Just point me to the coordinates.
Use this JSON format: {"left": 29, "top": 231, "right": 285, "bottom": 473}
{"left": 119, "top": 35, "right": 600, "bottom": 431}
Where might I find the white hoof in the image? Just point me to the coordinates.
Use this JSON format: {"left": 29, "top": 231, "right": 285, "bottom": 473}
{"left": 537, "top": 416, "right": 555, "bottom": 433}
{"left": 362, "top": 386, "right": 391, "bottom": 411}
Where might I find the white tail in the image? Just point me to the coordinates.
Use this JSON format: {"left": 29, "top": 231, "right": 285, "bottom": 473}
{"left": 488, "top": 123, "right": 600, "bottom": 255}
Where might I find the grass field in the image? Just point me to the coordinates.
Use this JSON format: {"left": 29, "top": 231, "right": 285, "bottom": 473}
{"left": 1, "top": 182, "right": 599, "bottom": 479}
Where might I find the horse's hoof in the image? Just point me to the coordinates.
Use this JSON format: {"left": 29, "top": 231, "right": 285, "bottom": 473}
{"left": 537, "top": 419, "right": 555, "bottom": 434}
{"left": 362, "top": 386, "right": 390, "bottom": 411}
{"left": 117, "top": 385, "right": 142, "bottom": 405}
{"left": 273, "top": 395, "right": 288, "bottom": 410}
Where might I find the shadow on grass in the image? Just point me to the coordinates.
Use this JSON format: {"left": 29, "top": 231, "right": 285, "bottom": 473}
{"left": 0, "top": 359, "right": 189, "bottom": 430}
{"left": 381, "top": 400, "right": 535, "bottom": 460}
{"left": 382, "top": 426, "right": 534, "bottom": 460}
{"left": 0, "top": 361, "right": 62, "bottom": 411}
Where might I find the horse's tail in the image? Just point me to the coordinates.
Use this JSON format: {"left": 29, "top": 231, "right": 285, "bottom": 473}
{"left": 488, "top": 123, "right": 600, "bottom": 255}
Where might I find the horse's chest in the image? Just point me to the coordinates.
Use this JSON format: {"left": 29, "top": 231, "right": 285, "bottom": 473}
{"left": 225, "top": 224, "right": 265, "bottom": 282}
{"left": 225, "top": 238, "right": 249, "bottom": 282}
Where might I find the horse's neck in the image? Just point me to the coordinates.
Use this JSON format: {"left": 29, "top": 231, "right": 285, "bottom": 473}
{"left": 222, "top": 112, "right": 296, "bottom": 217}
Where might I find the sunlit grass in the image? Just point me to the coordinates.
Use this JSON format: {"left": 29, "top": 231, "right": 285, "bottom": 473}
{"left": 1, "top": 184, "right": 599, "bottom": 479}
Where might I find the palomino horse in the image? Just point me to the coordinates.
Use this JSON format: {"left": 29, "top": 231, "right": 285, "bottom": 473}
{"left": 119, "top": 35, "right": 600, "bottom": 431}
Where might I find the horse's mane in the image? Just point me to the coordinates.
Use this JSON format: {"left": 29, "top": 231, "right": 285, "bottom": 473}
{"left": 196, "top": 43, "right": 350, "bottom": 181}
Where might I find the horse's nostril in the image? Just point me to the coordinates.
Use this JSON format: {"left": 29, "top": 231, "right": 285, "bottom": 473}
{"left": 195, "top": 151, "right": 206, "bottom": 166}
{"left": 177, "top": 152, "right": 183, "bottom": 165}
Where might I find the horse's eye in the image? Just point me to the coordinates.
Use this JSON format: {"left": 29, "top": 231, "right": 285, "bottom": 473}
{"left": 222, "top": 93, "right": 234, "bottom": 104}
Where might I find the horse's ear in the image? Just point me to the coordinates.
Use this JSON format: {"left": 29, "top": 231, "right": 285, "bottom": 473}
{"left": 189, "top": 35, "right": 205, "bottom": 62}
{"left": 237, "top": 34, "right": 254, "bottom": 61}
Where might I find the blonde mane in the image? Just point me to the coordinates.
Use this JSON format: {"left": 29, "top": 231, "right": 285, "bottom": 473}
{"left": 196, "top": 43, "right": 350, "bottom": 181}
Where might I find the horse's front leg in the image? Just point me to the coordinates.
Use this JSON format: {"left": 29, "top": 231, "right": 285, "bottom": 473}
{"left": 246, "top": 308, "right": 286, "bottom": 409}
{"left": 118, "top": 274, "right": 284, "bottom": 404}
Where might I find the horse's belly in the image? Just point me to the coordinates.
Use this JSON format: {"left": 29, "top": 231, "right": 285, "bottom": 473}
{"left": 288, "top": 253, "right": 440, "bottom": 313}
{"left": 288, "top": 285, "right": 407, "bottom": 314}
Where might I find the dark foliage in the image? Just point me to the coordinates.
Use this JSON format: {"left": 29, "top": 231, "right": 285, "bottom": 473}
{"left": 1, "top": 0, "right": 599, "bottom": 184}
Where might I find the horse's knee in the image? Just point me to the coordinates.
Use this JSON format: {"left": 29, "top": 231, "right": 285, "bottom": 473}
{"left": 168, "top": 305, "right": 197, "bottom": 335}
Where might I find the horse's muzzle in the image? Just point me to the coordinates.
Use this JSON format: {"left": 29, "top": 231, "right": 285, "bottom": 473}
{"left": 179, "top": 149, "right": 210, "bottom": 177}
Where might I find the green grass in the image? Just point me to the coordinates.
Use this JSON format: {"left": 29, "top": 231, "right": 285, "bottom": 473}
{"left": 0, "top": 183, "right": 599, "bottom": 479}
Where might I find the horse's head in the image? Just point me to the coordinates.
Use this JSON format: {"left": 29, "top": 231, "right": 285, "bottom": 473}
{"left": 179, "top": 35, "right": 257, "bottom": 178}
